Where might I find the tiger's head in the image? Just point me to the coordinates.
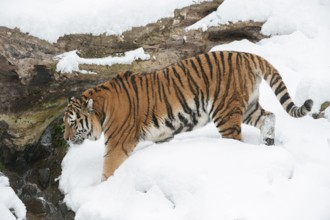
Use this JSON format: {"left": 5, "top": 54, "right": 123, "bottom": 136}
{"left": 63, "top": 97, "right": 102, "bottom": 145}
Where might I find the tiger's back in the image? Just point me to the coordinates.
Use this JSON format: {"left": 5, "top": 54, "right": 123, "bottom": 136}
{"left": 64, "top": 51, "right": 313, "bottom": 180}
{"left": 134, "top": 51, "right": 258, "bottom": 143}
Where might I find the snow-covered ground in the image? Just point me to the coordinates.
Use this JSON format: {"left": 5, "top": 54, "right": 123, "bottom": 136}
{"left": 0, "top": 174, "right": 26, "bottom": 220}
{"left": 55, "top": 48, "right": 150, "bottom": 74}
{"left": 58, "top": 0, "right": 330, "bottom": 219}
{"left": 0, "top": 0, "right": 209, "bottom": 42}
{"left": 1, "top": 0, "right": 330, "bottom": 219}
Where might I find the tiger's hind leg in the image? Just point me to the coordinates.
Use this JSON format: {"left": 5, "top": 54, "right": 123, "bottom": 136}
{"left": 243, "top": 102, "right": 275, "bottom": 146}
{"left": 213, "top": 106, "right": 244, "bottom": 142}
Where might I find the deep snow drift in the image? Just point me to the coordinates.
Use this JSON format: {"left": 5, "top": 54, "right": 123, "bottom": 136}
{"left": 58, "top": 0, "right": 330, "bottom": 219}
{"left": 0, "top": 0, "right": 209, "bottom": 42}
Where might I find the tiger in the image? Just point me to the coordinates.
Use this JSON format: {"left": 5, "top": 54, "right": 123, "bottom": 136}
{"left": 63, "top": 51, "right": 313, "bottom": 181}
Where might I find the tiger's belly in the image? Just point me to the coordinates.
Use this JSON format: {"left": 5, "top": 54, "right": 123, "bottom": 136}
{"left": 143, "top": 110, "right": 210, "bottom": 143}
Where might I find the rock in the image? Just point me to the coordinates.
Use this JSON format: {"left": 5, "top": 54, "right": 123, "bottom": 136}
{"left": 0, "top": 27, "right": 60, "bottom": 85}
{"left": 4, "top": 117, "right": 71, "bottom": 219}
{"left": 14, "top": 157, "right": 28, "bottom": 172}
{"left": 6, "top": 172, "right": 25, "bottom": 193}
{"left": 29, "top": 65, "right": 53, "bottom": 86}
{"left": 22, "top": 183, "right": 39, "bottom": 197}
{"left": 25, "top": 197, "right": 49, "bottom": 215}
{"left": 38, "top": 168, "right": 50, "bottom": 189}
{"left": 207, "top": 21, "right": 266, "bottom": 43}
{"left": 59, "top": 201, "right": 75, "bottom": 220}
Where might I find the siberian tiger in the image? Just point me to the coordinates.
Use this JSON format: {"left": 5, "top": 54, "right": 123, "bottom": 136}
{"left": 63, "top": 51, "right": 313, "bottom": 181}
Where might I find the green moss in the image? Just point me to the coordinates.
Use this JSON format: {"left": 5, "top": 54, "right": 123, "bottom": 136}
{"left": 0, "top": 161, "right": 4, "bottom": 172}
{"left": 51, "top": 119, "right": 68, "bottom": 149}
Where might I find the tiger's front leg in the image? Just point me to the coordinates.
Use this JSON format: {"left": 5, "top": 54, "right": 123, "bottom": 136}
{"left": 102, "top": 141, "right": 136, "bottom": 181}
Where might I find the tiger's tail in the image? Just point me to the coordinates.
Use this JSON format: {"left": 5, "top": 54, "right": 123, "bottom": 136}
{"left": 259, "top": 60, "right": 313, "bottom": 118}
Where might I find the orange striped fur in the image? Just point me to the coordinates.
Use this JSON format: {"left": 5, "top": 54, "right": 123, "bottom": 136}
{"left": 63, "top": 51, "right": 313, "bottom": 180}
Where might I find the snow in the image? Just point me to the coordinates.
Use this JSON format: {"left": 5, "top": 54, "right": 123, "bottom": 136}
{"left": 0, "top": 0, "right": 209, "bottom": 42}
{"left": 55, "top": 48, "right": 150, "bottom": 74}
{"left": 1, "top": 0, "right": 330, "bottom": 219}
{"left": 58, "top": 0, "right": 330, "bottom": 219}
{"left": 60, "top": 120, "right": 330, "bottom": 220}
{"left": 0, "top": 174, "right": 26, "bottom": 220}
{"left": 187, "top": 0, "right": 330, "bottom": 38}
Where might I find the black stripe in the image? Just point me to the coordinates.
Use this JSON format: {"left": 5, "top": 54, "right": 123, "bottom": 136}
{"left": 257, "top": 56, "right": 265, "bottom": 73}
{"left": 242, "top": 54, "right": 254, "bottom": 79}
{"left": 99, "top": 85, "right": 110, "bottom": 91}
{"left": 209, "top": 52, "right": 223, "bottom": 115}
{"left": 130, "top": 76, "right": 139, "bottom": 117}
{"left": 280, "top": 92, "right": 290, "bottom": 105}
{"left": 104, "top": 127, "right": 113, "bottom": 145}
{"left": 123, "top": 71, "right": 132, "bottom": 78}
{"left": 177, "top": 62, "right": 188, "bottom": 76}
{"left": 204, "top": 53, "right": 213, "bottom": 80}
{"left": 286, "top": 102, "right": 295, "bottom": 113}
{"left": 235, "top": 53, "right": 245, "bottom": 95}
{"left": 112, "top": 81, "right": 120, "bottom": 93}
{"left": 164, "top": 68, "right": 171, "bottom": 86}
{"left": 152, "top": 113, "right": 159, "bottom": 128}
{"left": 85, "top": 117, "right": 89, "bottom": 130}
{"left": 211, "top": 64, "right": 233, "bottom": 118}
{"left": 162, "top": 84, "right": 175, "bottom": 120}
{"left": 79, "top": 119, "right": 84, "bottom": 129}
{"left": 200, "top": 90, "right": 206, "bottom": 113}
{"left": 270, "top": 75, "right": 280, "bottom": 87}
{"left": 220, "top": 126, "right": 241, "bottom": 136}
{"left": 190, "top": 59, "right": 201, "bottom": 78}
{"left": 143, "top": 77, "right": 151, "bottom": 125}
{"left": 227, "top": 52, "right": 233, "bottom": 74}
{"left": 191, "top": 112, "right": 198, "bottom": 125}
{"left": 243, "top": 104, "right": 259, "bottom": 125}
{"left": 165, "top": 119, "right": 175, "bottom": 130}
{"left": 254, "top": 113, "right": 263, "bottom": 127}
{"left": 212, "top": 52, "right": 221, "bottom": 106}
{"left": 156, "top": 74, "right": 163, "bottom": 102}
{"left": 172, "top": 66, "right": 184, "bottom": 87}
{"left": 130, "top": 77, "right": 138, "bottom": 95}
{"left": 196, "top": 56, "right": 210, "bottom": 101}
{"left": 178, "top": 113, "right": 188, "bottom": 125}
{"left": 299, "top": 106, "right": 304, "bottom": 116}
{"left": 130, "top": 77, "right": 139, "bottom": 107}
{"left": 213, "top": 116, "right": 222, "bottom": 124}
{"left": 172, "top": 78, "right": 192, "bottom": 114}
{"left": 93, "top": 87, "right": 101, "bottom": 92}
{"left": 139, "top": 77, "right": 143, "bottom": 88}
{"left": 220, "top": 52, "right": 225, "bottom": 74}
{"left": 274, "top": 82, "right": 286, "bottom": 96}
{"left": 114, "top": 78, "right": 123, "bottom": 93}
{"left": 249, "top": 54, "right": 258, "bottom": 69}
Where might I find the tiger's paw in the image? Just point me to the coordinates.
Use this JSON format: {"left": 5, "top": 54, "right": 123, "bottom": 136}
{"left": 264, "top": 138, "right": 275, "bottom": 146}
{"left": 101, "top": 174, "right": 108, "bottom": 182}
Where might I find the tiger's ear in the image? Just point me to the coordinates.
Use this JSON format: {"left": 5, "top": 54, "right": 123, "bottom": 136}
{"left": 86, "top": 99, "right": 94, "bottom": 112}
{"left": 67, "top": 97, "right": 76, "bottom": 103}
